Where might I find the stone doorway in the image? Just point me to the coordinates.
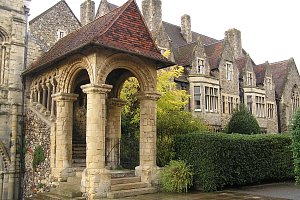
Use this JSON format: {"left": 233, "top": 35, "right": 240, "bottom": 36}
{"left": 72, "top": 70, "right": 90, "bottom": 169}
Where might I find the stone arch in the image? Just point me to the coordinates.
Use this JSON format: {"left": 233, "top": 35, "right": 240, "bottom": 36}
{"left": 97, "top": 53, "right": 156, "bottom": 94}
{"left": 0, "top": 27, "right": 9, "bottom": 43}
{"left": 0, "top": 141, "right": 10, "bottom": 171}
{"left": 58, "top": 54, "right": 93, "bottom": 93}
{"left": 291, "top": 84, "right": 300, "bottom": 113}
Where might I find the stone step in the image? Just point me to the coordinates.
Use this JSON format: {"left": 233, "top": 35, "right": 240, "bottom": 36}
{"left": 72, "top": 158, "right": 86, "bottom": 163}
{"left": 107, "top": 187, "right": 157, "bottom": 199}
{"left": 110, "top": 170, "right": 135, "bottom": 178}
{"left": 111, "top": 182, "right": 148, "bottom": 191}
{"left": 111, "top": 176, "right": 141, "bottom": 185}
{"left": 26, "top": 193, "right": 85, "bottom": 200}
{"left": 51, "top": 185, "right": 82, "bottom": 198}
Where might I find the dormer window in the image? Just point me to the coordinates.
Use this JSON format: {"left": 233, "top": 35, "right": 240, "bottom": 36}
{"left": 196, "top": 58, "right": 205, "bottom": 74}
{"left": 226, "top": 62, "right": 233, "bottom": 80}
{"left": 266, "top": 77, "right": 272, "bottom": 90}
{"left": 57, "top": 30, "right": 66, "bottom": 40}
{"left": 247, "top": 72, "right": 253, "bottom": 86}
{"left": 158, "top": 46, "right": 167, "bottom": 55}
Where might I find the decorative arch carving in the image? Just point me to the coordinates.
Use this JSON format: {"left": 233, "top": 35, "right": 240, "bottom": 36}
{"left": 58, "top": 54, "right": 93, "bottom": 93}
{"left": 0, "top": 27, "right": 9, "bottom": 43}
{"left": 0, "top": 141, "right": 10, "bottom": 171}
{"left": 97, "top": 53, "right": 156, "bottom": 93}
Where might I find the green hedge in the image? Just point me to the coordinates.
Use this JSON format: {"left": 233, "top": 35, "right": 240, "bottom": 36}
{"left": 175, "top": 132, "right": 294, "bottom": 192}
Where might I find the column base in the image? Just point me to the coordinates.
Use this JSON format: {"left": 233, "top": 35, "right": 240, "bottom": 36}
{"left": 135, "top": 165, "right": 161, "bottom": 186}
{"left": 81, "top": 168, "right": 111, "bottom": 199}
{"left": 51, "top": 167, "right": 75, "bottom": 182}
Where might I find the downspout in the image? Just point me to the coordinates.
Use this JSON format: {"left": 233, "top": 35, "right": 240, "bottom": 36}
{"left": 19, "top": 3, "right": 30, "bottom": 199}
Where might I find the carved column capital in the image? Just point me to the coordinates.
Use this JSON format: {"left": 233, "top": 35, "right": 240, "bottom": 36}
{"left": 81, "top": 84, "right": 113, "bottom": 94}
{"left": 136, "top": 91, "right": 161, "bottom": 101}
{"left": 52, "top": 93, "right": 78, "bottom": 102}
{"left": 107, "top": 98, "right": 126, "bottom": 108}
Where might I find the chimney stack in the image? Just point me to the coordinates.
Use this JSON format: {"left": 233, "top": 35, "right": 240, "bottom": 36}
{"left": 142, "top": 0, "right": 162, "bottom": 36}
{"left": 225, "top": 28, "right": 243, "bottom": 59}
{"left": 181, "top": 14, "right": 192, "bottom": 43}
{"left": 80, "top": 0, "right": 95, "bottom": 26}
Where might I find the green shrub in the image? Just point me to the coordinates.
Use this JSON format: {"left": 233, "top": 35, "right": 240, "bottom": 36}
{"left": 160, "top": 160, "right": 193, "bottom": 192}
{"left": 157, "top": 111, "right": 208, "bottom": 166}
{"left": 32, "top": 145, "right": 45, "bottom": 171}
{"left": 227, "top": 105, "right": 260, "bottom": 134}
{"left": 290, "top": 109, "right": 300, "bottom": 185}
{"left": 175, "top": 132, "right": 294, "bottom": 192}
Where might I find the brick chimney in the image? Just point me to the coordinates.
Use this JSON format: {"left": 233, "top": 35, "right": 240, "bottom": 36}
{"left": 80, "top": 0, "right": 95, "bottom": 26}
{"left": 225, "top": 28, "right": 243, "bottom": 59}
{"left": 142, "top": 0, "right": 162, "bottom": 36}
{"left": 181, "top": 14, "right": 192, "bottom": 43}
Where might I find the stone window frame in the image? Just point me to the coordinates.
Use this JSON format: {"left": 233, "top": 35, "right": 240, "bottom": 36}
{"left": 267, "top": 103, "right": 274, "bottom": 119}
{"left": 57, "top": 29, "right": 67, "bottom": 40}
{"left": 228, "top": 96, "right": 233, "bottom": 114}
{"left": 292, "top": 86, "right": 300, "bottom": 114}
{"left": 194, "top": 85, "right": 201, "bottom": 112}
{"left": 222, "top": 95, "right": 226, "bottom": 113}
{"left": 246, "top": 71, "right": 253, "bottom": 86}
{"left": 255, "top": 95, "right": 266, "bottom": 118}
{"left": 266, "top": 77, "right": 272, "bottom": 90}
{"left": 247, "top": 95, "right": 253, "bottom": 114}
{"left": 226, "top": 62, "right": 233, "bottom": 81}
{"left": 196, "top": 58, "right": 205, "bottom": 75}
{"left": 204, "top": 86, "right": 218, "bottom": 113}
{"left": 0, "top": 30, "right": 8, "bottom": 85}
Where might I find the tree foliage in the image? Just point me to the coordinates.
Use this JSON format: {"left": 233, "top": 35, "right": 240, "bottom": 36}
{"left": 227, "top": 104, "right": 261, "bottom": 134}
{"left": 290, "top": 109, "right": 300, "bottom": 185}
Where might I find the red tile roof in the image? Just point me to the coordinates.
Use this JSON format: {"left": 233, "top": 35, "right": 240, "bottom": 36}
{"left": 24, "top": 0, "right": 171, "bottom": 75}
{"left": 269, "top": 59, "right": 290, "bottom": 98}
{"left": 254, "top": 63, "right": 267, "bottom": 85}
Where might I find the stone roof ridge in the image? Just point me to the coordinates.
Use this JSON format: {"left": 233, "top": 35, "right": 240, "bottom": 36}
{"left": 203, "top": 39, "right": 224, "bottom": 47}
{"left": 29, "top": 0, "right": 81, "bottom": 26}
{"left": 269, "top": 58, "right": 290, "bottom": 66}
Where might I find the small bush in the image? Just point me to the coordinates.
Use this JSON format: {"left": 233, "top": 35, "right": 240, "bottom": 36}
{"left": 290, "top": 109, "right": 300, "bottom": 185}
{"left": 227, "top": 105, "right": 260, "bottom": 134}
{"left": 33, "top": 146, "right": 45, "bottom": 171}
{"left": 175, "top": 132, "right": 294, "bottom": 192}
{"left": 160, "top": 160, "right": 193, "bottom": 192}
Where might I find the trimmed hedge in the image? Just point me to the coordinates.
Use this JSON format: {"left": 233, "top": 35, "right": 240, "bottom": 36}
{"left": 175, "top": 132, "right": 294, "bottom": 192}
{"left": 290, "top": 109, "right": 300, "bottom": 185}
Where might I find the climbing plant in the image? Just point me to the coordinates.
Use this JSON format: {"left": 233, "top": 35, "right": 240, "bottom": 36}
{"left": 291, "top": 109, "right": 300, "bottom": 185}
{"left": 32, "top": 145, "right": 45, "bottom": 171}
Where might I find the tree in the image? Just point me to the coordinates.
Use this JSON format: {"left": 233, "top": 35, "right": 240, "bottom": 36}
{"left": 290, "top": 109, "right": 300, "bottom": 185}
{"left": 227, "top": 104, "right": 261, "bottom": 134}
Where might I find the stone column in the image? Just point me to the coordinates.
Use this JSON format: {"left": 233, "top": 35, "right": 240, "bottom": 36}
{"left": 52, "top": 93, "right": 78, "bottom": 181}
{"left": 41, "top": 83, "right": 47, "bottom": 112}
{"left": 81, "top": 84, "right": 112, "bottom": 199}
{"left": 50, "top": 80, "right": 56, "bottom": 120}
{"left": 45, "top": 82, "right": 51, "bottom": 116}
{"left": 36, "top": 85, "right": 42, "bottom": 109}
{"left": 135, "top": 91, "right": 160, "bottom": 185}
{"left": 106, "top": 98, "right": 126, "bottom": 169}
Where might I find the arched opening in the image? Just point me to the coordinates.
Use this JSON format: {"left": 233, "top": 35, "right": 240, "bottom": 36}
{"left": 72, "top": 70, "right": 90, "bottom": 169}
{"left": 292, "top": 85, "right": 299, "bottom": 114}
{"left": 105, "top": 68, "right": 140, "bottom": 170}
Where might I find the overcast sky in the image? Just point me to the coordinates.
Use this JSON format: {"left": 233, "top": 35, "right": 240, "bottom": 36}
{"left": 29, "top": 0, "right": 299, "bottom": 69}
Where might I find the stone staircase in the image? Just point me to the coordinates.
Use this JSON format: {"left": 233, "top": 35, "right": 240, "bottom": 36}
{"left": 107, "top": 170, "right": 157, "bottom": 199}
{"left": 27, "top": 170, "right": 157, "bottom": 199}
{"left": 72, "top": 142, "right": 86, "bottom": 168}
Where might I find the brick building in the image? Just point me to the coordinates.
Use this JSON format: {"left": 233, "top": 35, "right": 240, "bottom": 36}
{"left": 0, "top": 0, "right": 299, "bottom": 199}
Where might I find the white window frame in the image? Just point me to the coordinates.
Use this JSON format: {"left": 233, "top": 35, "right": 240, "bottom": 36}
{"left": 158, "top": 46, "right": 168, "bottom": 55}
{"left": 194, "top": 86, "right": 201, "bottom": 112}
{"left": 196, "top": 58, "right": 205, "bottom": 74}
{"left": 247, "top": 72, "right": 253, "bottom": 86}
{"left": 226, "top": 62, "right": 233, "bottom": 81}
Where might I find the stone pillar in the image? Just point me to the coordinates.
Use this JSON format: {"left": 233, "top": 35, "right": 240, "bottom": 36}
{"left": 8, "top": 104, "right": 18, "bottom": 200}
{"left": 36, "top": 85, "right": 42, "bottom": 109}
{"left": 52, "top": 93, "right": 78, "bottom": 181}
{"left": 45, "top": 82, "right": 51, "bottom": 116}
{"left": 41, "top": 83, "right": 47, "bottom": 111}
{"left": 106, "top": 98, "right": 126, "bottom": 170}
{"left": 135, "top": 91, "right": 160, "bottom": 185}
{"left": 81, "top": 84, "right": 112, "bottom": 199}
{"left": 50, "top": 80, "right": 56, "bottom": 120}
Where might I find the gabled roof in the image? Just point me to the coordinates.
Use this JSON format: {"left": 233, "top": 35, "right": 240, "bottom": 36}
{"left": 96, "top": 0, "right": 118, "bottom": 17}
{"left": 269, "top": 59, "right": 290, "bottom": 98}
{"left": 29, "top": 0, "right": 81, "bottom": 25}
{"left": 163, "top": 21, "right": 219, "bottom": 49}
{"left": 254, "top": 63, "right": 267, "bottom": 85}
{"left": 23, "top": 0, "right": 171, "bottom": 75}
{"left": 205, "top": 41, "right": 224, "bottom": 70}
{"left": 173, "top": 42, "right": 197, "bottom": 66}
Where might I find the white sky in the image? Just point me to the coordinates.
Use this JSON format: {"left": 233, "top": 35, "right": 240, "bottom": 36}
{"left": 29, "top": 0, "right": 299, "bottom": 69}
